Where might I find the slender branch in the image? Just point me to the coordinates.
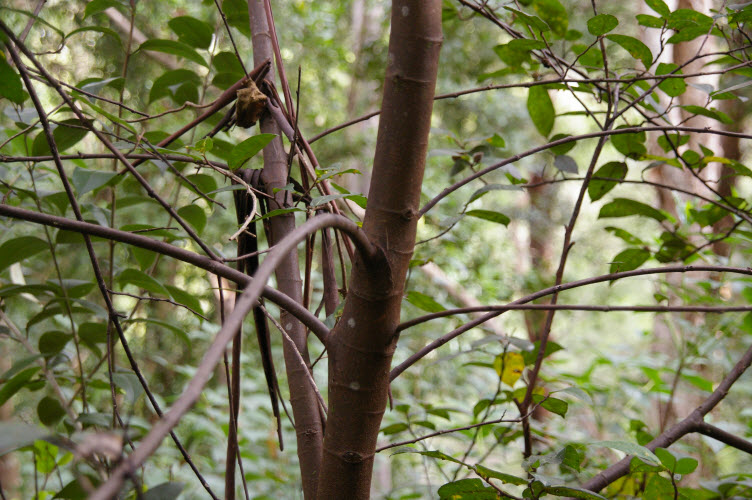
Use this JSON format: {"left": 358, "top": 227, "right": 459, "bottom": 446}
{"left": 308, "top": 61, "right": 752, "bottom": 144}
{"left": 0, "top": 203, "right": 329, "bottom": 343}
{"left": 390, "top": 264, "right": 752, "bottom": 381}
{"left": 397, "top": 304, "right": 752, "bottom": 332}
{"left": 88, "top": 213, "right": 377, "bottom": 500}
{"left": 419, "top": 125, "right": 752, "bottom": 218}
{"left": 581, "top": 343, "right": 752, "bottom": 492}
{"left": 0, "top": 22, "right": 219, "bottom": 260}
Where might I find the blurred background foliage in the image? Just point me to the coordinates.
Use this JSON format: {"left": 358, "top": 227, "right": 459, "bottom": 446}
{"left": 1, "top": 0, "right": 752, "bottom": 498}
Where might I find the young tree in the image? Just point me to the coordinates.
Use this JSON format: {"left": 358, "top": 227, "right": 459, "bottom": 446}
{"left": 1, "top": 1, "right": 752, "bottom": 499}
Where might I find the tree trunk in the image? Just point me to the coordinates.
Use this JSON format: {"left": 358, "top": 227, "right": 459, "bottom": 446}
{"left": 247, "top": 2, "right": 324, "bottom": 498}
{"left": 316, "top": 1, "right": 442, "bottom": 498}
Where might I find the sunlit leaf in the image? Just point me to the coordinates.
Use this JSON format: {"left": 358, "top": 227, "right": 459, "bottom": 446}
{"left": 229, "top": 134, "right": 276, "bottom": 169}
{"left": 494, "top": 352, "right": 524, "bottom": 386}
{"left": 599, "top": 198, "right": 668, "bottom": 222}
{"left": 587, "top": 14, "right": 618, "bottom": 36}
{"left": 606, "top": 34, "right": 653, "bottom": 67}
{"left": 465, "top": 209, "right": 510, "bottom": 226}
{"left": 405, "top": 291, "right": 446, "bottom": 313}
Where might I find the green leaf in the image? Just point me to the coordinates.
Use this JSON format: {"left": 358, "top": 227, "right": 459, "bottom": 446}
{"left": 494, "top": 39, "right": 545, "bottom": 67}
{"left": 503, "top": 7, "right": 550, "bottom": 33}
{"left": 37, "top": 397, "right": 66, "bottom": 427}
{"left": 656, "top": 63, "right": 686, "bottom": 97}
{"left": 84, "top": 0, "right": 124, "bottom": 19}
{"left": 678, "top": 105, "right": 733, "bottom": 125}
{"left": 0, "top": 57, "right": 25, "bottom": 104}
{"left": 636, "top": 14, "right": 664, "bottom": 28}
{"left": 406, "top": 291, "right": 446, "bottom": 313}
{"left": 143, "top": 482, "right": 185, "bottom": 500}
{"left": 680, "top": 372, "right": 713, "bottom": 392}
{"left": 149, "top": 69, "right": 202, "bottom": 103}
{"left": 229, "top": 134, "right": 277, "bottom": 169}
{"left": 0, "top": 236, "right": 49, "bottom": 272}
{"left": 599, "top": 198, "right": 667, "bottom": 222}
{"left": 474, "top": 465, "right": 527, "bottom": 485}
{"left": 487, "top": 133, "right": 506, "bottom": 148}
{"left": 465, "top": 209, "right": 510, "bottom": 226}
{"left": 550, "top": 133, "right": 575, "bottom": 154}
{"left": 657, "top": 133, "right": 689, "bottom": 153}
{"left": 587, "top": 14, "right": 618, "bottom": 36}
{"left": 438, "top": 479, "right": 498, "bottom": 499}
{"left": 176, "top": 205, "right": 207, "bottom": 235}
{"left": 71, "top": 167, "right": 120, "bottom": 196}
{"left": 185, "top": 174, "right": 218, "bottom": 198}
{"left": 0, "top": 367, "right": 40, "bottom": 407}
{"left": 38, "top": 331, "right": 72, "bottom": 357}
{"left": 589, "top": 161, "right": 627, "bottom": 201}
{"left": 381, "top": 423, "right": 409, "bottom": 435}
{"left": 644, "top": 0, "right": 670, "bottom": 17}
{"left": 137, "top": 39, "right": 208, "bottom": 68}
{"left": 310, "top": 193, "right": 368, "bottom": 209}
{"left": 222, "top": 0, "right": 251, "bottom": 36}
{"left": 606, "top": 34, "right": 653, "bottom": 68}
{"left": 544, "top": 486, "right": 607, "bottom": 499}
{"left": 534, "top": 395, "right": 568, "bottom": 417}
{"left": 31, "top": 119, "right": 90, "bottom": 155}
{"left": 609, "top": 248, "right": 650, "bottom": 273}
{"left": 667, "top": 9, "right": 712, "bottom": 30}
{"left": 528, "top": 85, "right": 555, "bottom": 137}
{"left": 165, "top": 285, "right": 204, "bottom": 316}
{"left": 117, "top": 268, "right": 169, "bottom": 296}
{"left": 533, "top": 0, "right": 568, "bottom": 38}
{"left": 676, "top": 456, "right": 699, "bottom": 474}
{"left": 522, "top": 340, "right": 563, "bottom": 365}
{"left": 611, "top": 125, "right": 647, "bottom": 158}
{"left": 212, "top": 51, "right": 245, "bottom": 75}
{"left": 168, "top": 16, "right": 213, "bottom": 49}
{"left": 645, "top": 473, "right": 674, "bottom": 499}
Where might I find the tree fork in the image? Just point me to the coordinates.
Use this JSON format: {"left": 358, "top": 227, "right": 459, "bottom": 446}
{"left": 316, "top": 2, "right": 443, "bottom": 498}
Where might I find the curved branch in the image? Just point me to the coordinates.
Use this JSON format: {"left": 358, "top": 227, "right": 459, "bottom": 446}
{"left": 390, "top": 264, "right": 752, "bottom": 381}
{"left": 581, "top": 343, "right": 752, "bottom": 493}
{"left": 0, "top": 203, "right": 329, "bottom": 342}
{"left": 88, "top": 213, "right": 376, "bottom": 500}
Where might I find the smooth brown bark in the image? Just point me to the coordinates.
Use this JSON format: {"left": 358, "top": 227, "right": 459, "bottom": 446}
{"left": 316, "top": 2, "right": 442, "bottom": 498}
{"left": 247, "top": 2, "right": 324, "bottom": 498}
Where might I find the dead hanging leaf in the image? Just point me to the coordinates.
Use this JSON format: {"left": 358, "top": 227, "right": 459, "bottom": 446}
{"left": 236, "top": 79, "right": 267, "bottom": 128}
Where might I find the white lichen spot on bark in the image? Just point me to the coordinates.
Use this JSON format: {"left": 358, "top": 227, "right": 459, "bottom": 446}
{"left": 401, "top": 5, "right": 409, "bottom": 16}
{"left": 349, "top": 381, "right": 360, "bottom": 390}
{"left": 347, "top": 317, "right": 356, "bottom": 328}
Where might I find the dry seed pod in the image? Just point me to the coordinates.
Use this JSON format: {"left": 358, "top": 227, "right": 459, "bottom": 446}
{"left": 236, "top": 79, "right": 267, "bottom": 128}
